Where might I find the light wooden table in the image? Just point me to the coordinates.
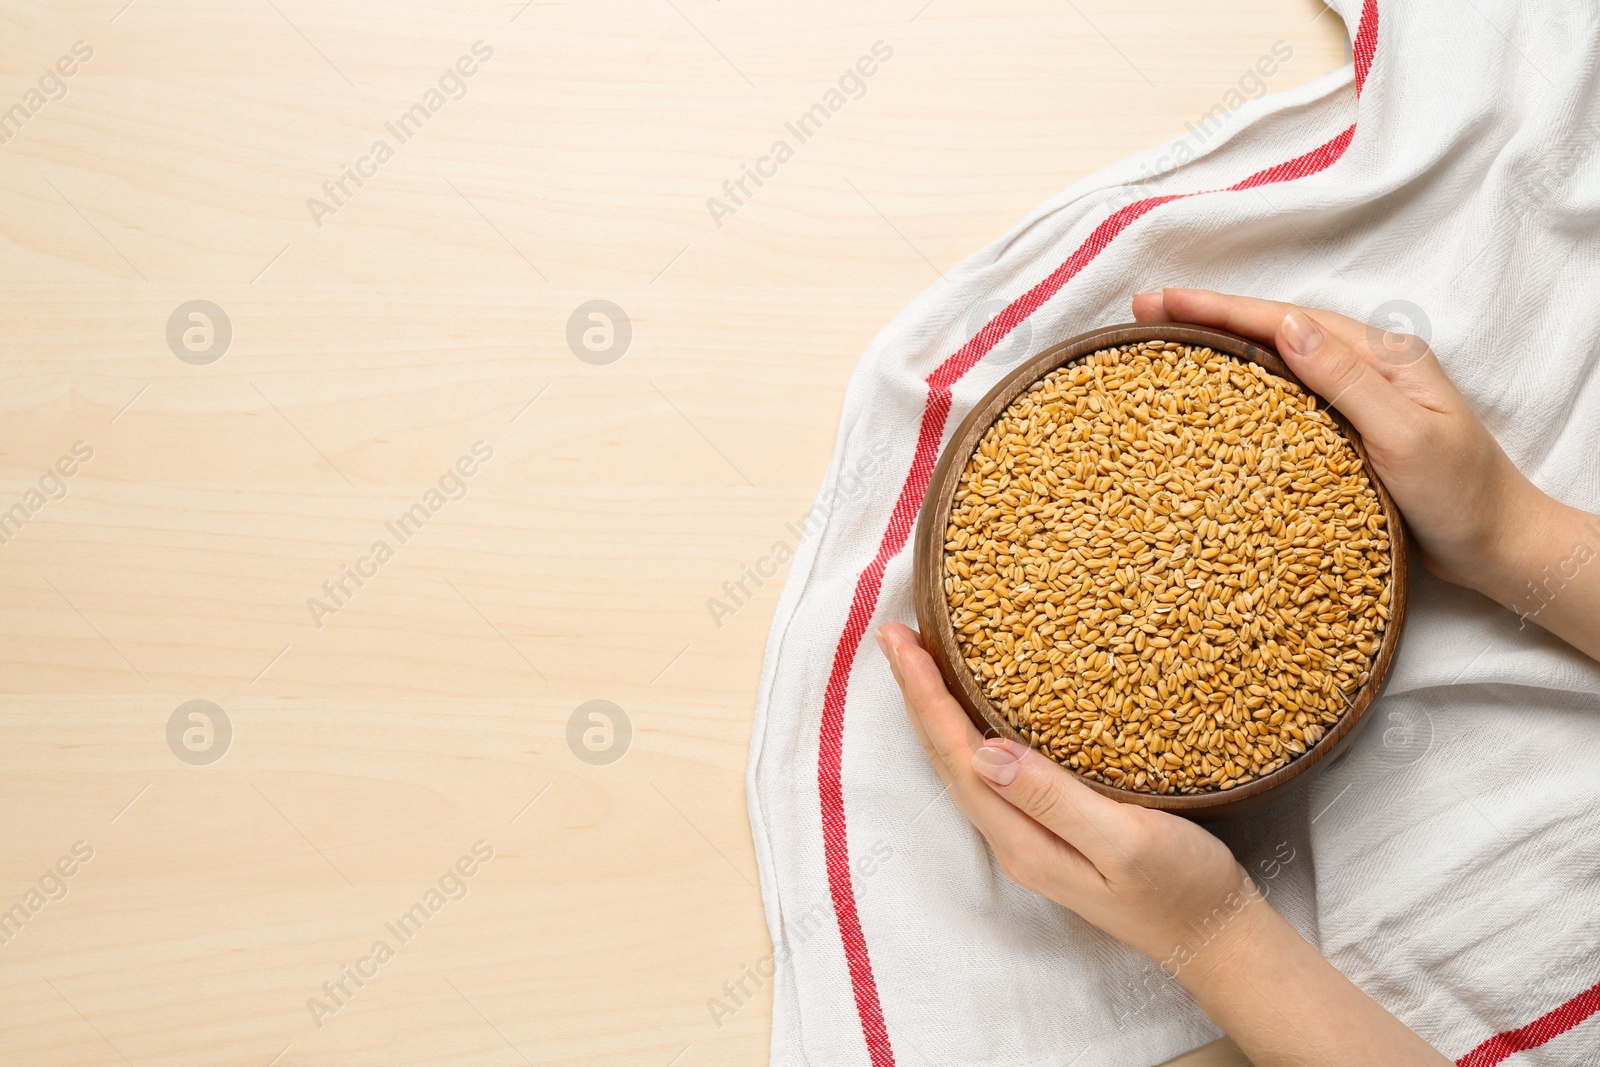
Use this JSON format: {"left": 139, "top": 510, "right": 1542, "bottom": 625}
{"left": 0, "top": 2, "right": 1342, "bottom": 1064}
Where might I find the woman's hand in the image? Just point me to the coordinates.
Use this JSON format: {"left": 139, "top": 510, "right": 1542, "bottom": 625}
{"left": 1132, "top": 287, "right": 1546, "bottom": 596}
{"left": 879, "top": 621, "right": 1453, "bottom": 1065}
{"left": 876, "top": 621, "right": 1251, "bottom": 964}
{"left": 1133, "top": 288, "right": 1600, "bottom": 663}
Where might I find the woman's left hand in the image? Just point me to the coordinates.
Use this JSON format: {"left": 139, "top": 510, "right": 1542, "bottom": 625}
{"left": 878, "top": 622, "right": 1454, "bottom": 1065}
{"left": 876, "top": 621, "right": 1255, "bottom": 966}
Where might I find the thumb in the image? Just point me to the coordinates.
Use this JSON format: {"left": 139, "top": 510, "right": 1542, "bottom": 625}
{"left": 1277, "top": 311, "right": 1416, "bottom": 436}
{"left": 971, "top": 739, "right": 1125, "bottom": 869}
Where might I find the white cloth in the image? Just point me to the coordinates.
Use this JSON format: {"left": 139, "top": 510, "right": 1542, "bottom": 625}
{"left": 746, "top": 1, "right": 1600, "bottom": 1064}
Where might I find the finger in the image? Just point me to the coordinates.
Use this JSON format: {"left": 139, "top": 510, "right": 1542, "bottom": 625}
{"left": 877, "top": 622, "right": 997, "bottom": 792}
{"left": 970, "top": 738, "right": 1134, "bottom": 876}
{"left": 1155, "top": 288, "right": 1371, "bottom": 353}
{"left": 1131, "top": 291, "right": 1167, "bottom": 321}
{"left": 877, "top": 625, "right": 1101, "bottom": 891}
{"left": 1362, "top": 325, "right": 1468, "bottom": 416}
{"left": 876, "top": 622, "right": 974, "bottom": 779}
{"left": 1155, "top": 287, "right": 1304, "bottom": 342}
{"left": 1277, "top": 311, "right": 1423, "bottom": 439}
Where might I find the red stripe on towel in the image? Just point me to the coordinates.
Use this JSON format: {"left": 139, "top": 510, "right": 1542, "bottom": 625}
{"left": 814, "top": 7, "right": 1379, "bottom": 1066}
{"left": 1354, "top": 0, "right": 1380, "bottom": 95}
{"left": 1456, "top": 979, "right": 1600, "bottom": 1066}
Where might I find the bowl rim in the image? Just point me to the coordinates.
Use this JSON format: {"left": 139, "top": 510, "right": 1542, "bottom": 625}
{"left": 910, "top": 321, "right": 1409, "bottom": 819}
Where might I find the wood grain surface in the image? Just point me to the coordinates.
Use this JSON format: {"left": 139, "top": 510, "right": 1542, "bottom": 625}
{"left": 0, "top": 2, "right": 1345, "bottom": 1064}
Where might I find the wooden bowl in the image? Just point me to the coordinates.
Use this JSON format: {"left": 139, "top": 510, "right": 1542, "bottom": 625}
{"left": 912, "top": 322, "right": 1408, "bottom": 820}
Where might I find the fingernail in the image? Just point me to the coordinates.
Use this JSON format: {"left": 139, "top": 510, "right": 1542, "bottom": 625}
{"left": 971, "top": 742, "right": 1021, "bottom": 786}
{"left": 1134, "top": 291, "right": 1161, "bottom": 299}
{"left": 1281, "top": 312, "right": 1325, "bottom": 358}
{"left": 874, "top": 627, "right": 890, "bottom": 659}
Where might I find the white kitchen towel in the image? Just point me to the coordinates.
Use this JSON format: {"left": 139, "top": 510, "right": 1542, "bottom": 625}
{"left": 745, "top": 1, "right": 1600, "bottom": 1064}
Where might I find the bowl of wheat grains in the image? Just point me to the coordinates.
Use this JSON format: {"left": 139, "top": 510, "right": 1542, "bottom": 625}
{"left": 911, "top": 323, "right": 1409, "bottom": 819}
